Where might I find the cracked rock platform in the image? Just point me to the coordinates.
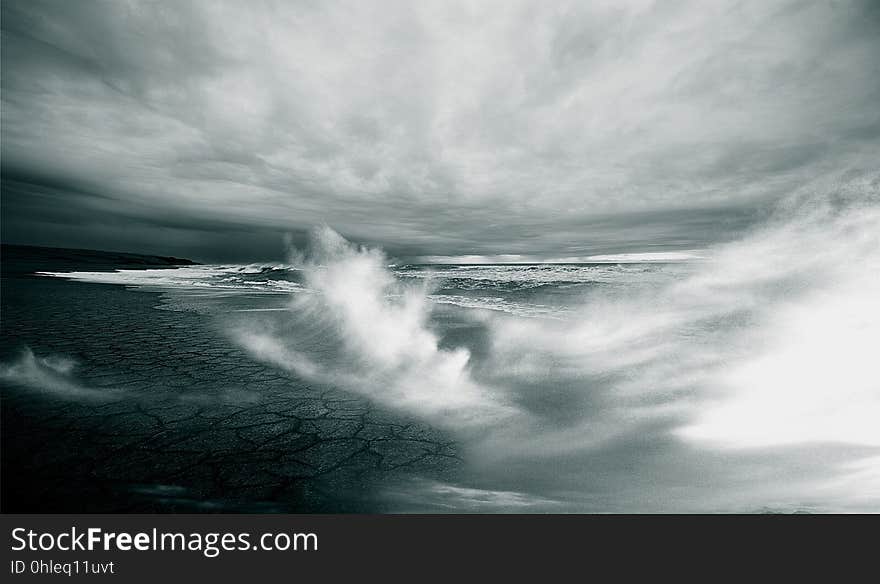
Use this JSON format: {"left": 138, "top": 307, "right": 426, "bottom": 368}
{"left": 1, "top": 261, "right": 461, "bottom": 512}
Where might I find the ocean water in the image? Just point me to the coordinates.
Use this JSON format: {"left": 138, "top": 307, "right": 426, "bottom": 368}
{"left": 37, "top": 260, "right": 684, "bottom": 315}
{"left": 31, "top": 179, "right": 880, "bottom": 512}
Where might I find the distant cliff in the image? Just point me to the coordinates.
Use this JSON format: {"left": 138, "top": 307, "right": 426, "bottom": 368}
{"left": 1, "top": 244, "right": 200, "bottom": 276}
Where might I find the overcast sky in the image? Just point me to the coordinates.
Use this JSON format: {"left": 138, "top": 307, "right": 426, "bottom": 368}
{"left": 2, "top": 0, "right": 878, "bottom": 262}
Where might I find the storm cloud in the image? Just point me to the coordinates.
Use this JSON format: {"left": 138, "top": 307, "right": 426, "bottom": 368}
{"left": 2, "top": 0, "right": 878, "bottom": 261}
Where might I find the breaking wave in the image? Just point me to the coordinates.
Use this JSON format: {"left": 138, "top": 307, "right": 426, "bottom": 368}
{"left": 233, "top": 226, "right": 517, "bottom": 429}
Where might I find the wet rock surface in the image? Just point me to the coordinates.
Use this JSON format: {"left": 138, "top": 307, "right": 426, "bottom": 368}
{"left": 1, "top": 269, "right": 461, "bottom": 512}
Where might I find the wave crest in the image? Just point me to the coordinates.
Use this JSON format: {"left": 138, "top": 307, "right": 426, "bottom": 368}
{"left": 234, "top": 226, "right": 516, "bottom": 429}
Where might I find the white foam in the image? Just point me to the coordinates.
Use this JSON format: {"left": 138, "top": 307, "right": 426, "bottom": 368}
{"left": 38, "top": 266, "right": 304, "bottom": 293}
{"left": 428, "top": 294, "right": 570, "bottom": 319}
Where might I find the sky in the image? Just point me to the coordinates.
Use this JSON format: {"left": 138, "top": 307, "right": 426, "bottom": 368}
{"left": 2, "top": 0, "right": 878, "bottom": 263}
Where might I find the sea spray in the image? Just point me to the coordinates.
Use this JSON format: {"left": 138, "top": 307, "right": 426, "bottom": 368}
{"left": 0, "top": 347, "right": 117, "bottom": 402}
{"left": 234, "top": 226, "right": 517, "bottom": 430}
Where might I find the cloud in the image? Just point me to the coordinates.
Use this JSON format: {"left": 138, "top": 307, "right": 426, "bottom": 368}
{"left": 2, "top": 0, "right": 878, "bottom": 259}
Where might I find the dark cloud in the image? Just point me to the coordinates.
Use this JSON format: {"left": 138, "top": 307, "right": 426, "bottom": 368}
{"left": 2, "top": 0, "right": 878, "bottom": 262}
